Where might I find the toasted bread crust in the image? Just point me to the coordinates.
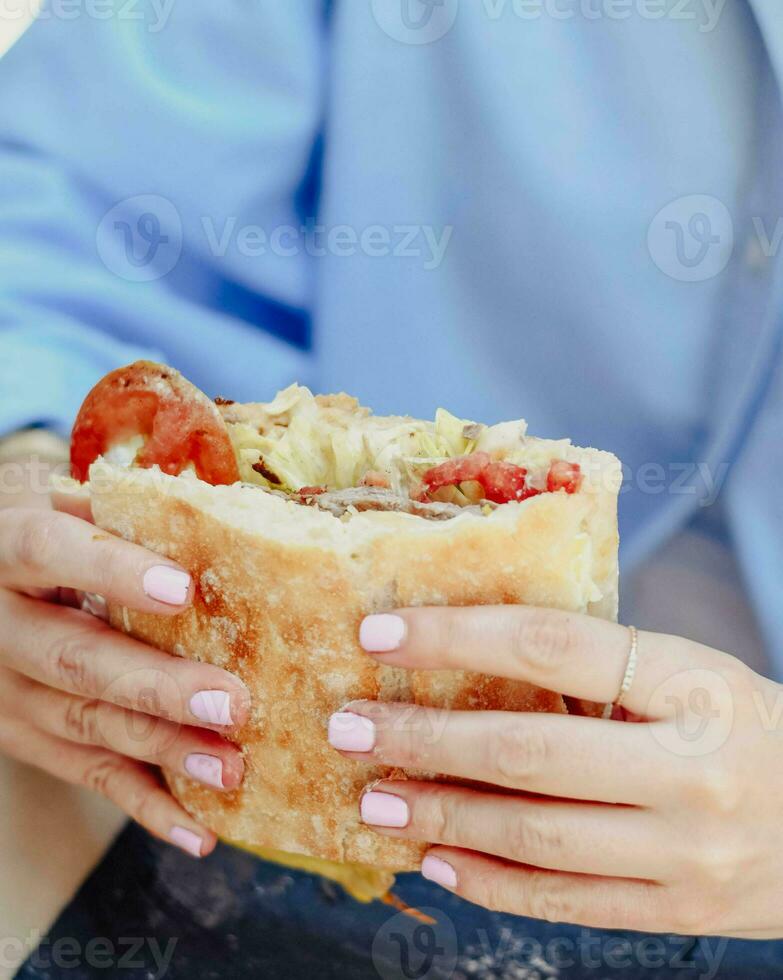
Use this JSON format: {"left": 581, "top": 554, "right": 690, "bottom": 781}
{"left": 89, "top": 443, "right": 619, "bottom": 871}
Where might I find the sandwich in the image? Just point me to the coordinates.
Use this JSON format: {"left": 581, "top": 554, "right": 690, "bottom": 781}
{"left": 70, "top": 361, "right": 621, "bottom": 901}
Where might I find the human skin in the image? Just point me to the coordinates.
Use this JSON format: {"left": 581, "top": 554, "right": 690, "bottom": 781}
{"left": 3, "top": 436, "right": 776, "bottom": 925}
{"left": 329, "top": 607, "right": 783, "bottom": 938}
{"left": 0, "top": 436, "right": 249, "bottom": 858}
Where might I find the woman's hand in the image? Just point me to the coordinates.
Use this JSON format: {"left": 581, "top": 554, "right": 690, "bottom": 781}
{"left": 0, "top": 446, "right": 249, "bottom": 858}
{"left": 328, "top": 606, "right": 781, "bottom": 938}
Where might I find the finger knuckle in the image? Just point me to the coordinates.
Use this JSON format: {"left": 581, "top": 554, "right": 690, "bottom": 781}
{"left": 506, "top": 809, "right": 562, "bottom": 864}
{"left": 512, "top": 610, "right": 576, "bottom": 677}
{"left": 126, "top": 782, "right": 160, "bottom": 829}
{"left": 13, "top": 512, "right": 62, "bottom": 576}
{"left": 376, "top": 708, "right": 426, "bottom": 769}
{"left": 64, "top": 698, "right": 102, "bottom": 744}
{"left": 87, "top": 544, "right": 126, "bottom": 602}
{"left": 82, "top": 754, "right": 126, "bottom": 800}
{"left": 469, "top": 867, "right": 513, "bottom": 914}
{"left": 688, "top": 839, "right": 742, "bottom": 888}
{"left": 420, "top": 791, "right": 464, "bottom": 845}
{"left": 687, "top": 763, "right": 741, "bottom": 816}
{"left": 524, "top": 873, "right": 574, "bottom": 924}
{"left": 494, "top": 722, "right": 549, "bottom": 786}
{"left": 124, "top": 713, "right": 173, "bottom": 762}
{"left": 48, "top": 631, "right": 95, "bottom": 695}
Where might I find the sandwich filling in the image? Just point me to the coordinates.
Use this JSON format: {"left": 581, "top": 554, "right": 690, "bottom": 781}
{"left": 71, "top": 362, "right": 584, "bottom": 520}
{"left": 220, "top": 385, "right": 583, "bottom": 520}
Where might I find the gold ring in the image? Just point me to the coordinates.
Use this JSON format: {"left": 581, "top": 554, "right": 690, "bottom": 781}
{"left": 602, "top": 625, "right": 638, "bottom": 718}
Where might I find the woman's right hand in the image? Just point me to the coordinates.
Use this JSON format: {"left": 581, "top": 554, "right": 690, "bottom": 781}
{"left": 0, "top": 500, "right": 250, "bottom": 858}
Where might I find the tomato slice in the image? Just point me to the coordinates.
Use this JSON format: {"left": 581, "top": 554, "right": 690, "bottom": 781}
{"left": 480, "top": 460, "right": 538, "bottom": 504}
{"left": 422, "top": 452, "right": 537, "bottom": 504}
{"left": 422, "top": 452, "right": 492, "bottom": 494}
{"left": 546, "top": 460, "right": 582, "bottom": 494}
{"left": 422, "top": 453, "right": 582, "bottom": 504}
{"left": 70, "top": 361, "right": 240, "bottom": 485}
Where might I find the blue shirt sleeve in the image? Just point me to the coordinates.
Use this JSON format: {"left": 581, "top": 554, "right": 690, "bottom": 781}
{"left": 0, "top": 325, "right": 162, "bottom": 439}
{"left": 0, "top": 3, "right": 324, "bottom": 436}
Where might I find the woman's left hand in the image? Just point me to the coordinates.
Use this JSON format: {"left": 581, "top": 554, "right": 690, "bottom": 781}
{"left": 327, "top": 606, "right": 783, "bottom": 938}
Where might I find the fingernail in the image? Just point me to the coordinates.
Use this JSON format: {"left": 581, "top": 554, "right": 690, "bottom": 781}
{"left": 185, "top": 753, "right": 224, "bottom": 789}
{"left": 328, "top": 712, "right": 376, "bottom": 752}
{"left": 421, "top": 855, "right": 458, "bottom": 888}
{"left": 360, "top": 614, "right": 406, "bottom": 653}
{"left": 170, "top": 826, "right": 204, "bottom": 858}
{"left": 190, "top": 690, "right": 233, "bottom": 726}
{"left": 143, "top": 566, "right": 191, "bottom": 606}
{"left": 360, "top": 791, "right": 409, "bottom": 828}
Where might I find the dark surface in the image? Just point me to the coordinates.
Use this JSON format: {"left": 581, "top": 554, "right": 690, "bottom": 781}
{"left": 14, "top": 824, "right": 781, "bottom": 979}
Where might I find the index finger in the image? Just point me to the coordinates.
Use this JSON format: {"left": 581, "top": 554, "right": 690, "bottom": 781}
{"left": 51, "top": 482, "right": 93, "bottom": 523}
{"left": 0, "top": 507, "right": 193, "bottom": 614}
{"left": 358, "top": 606, "right": 723, "bottom": 719}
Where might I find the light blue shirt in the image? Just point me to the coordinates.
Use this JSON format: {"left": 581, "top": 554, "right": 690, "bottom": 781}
{"left": 1, "top": 1, "right": 782, "bottom": 669}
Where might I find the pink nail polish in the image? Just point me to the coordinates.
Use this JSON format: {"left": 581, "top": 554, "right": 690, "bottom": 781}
{"left": 328, "top": 712, "right": 376, "bottom": 752}
{"left": 359, "top": 614, "right": 406, "bottom": 653}
{"left": 143, "top": 565, "right": 191, "bottom": 606}
{"left": 190, "top": 690, "right": 233, "bottom": 726}
{"left": 361, "top": 791, "right": 409, "bottom": 828}
{"left": 170, "top": 825, "right": 203, "bottom": 857}
{"left": 185, "top": 753, "right": 224, "bottom": 789}
{"left": 421, "top": 855, "right": 458, "bottom": 888}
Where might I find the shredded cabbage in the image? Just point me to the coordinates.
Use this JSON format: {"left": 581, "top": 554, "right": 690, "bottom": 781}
{"left": 226, "top": 387, "right": 553, "bottom": 495}
{"left": 434, "top": 408, "right": 477, "bottom": 456}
